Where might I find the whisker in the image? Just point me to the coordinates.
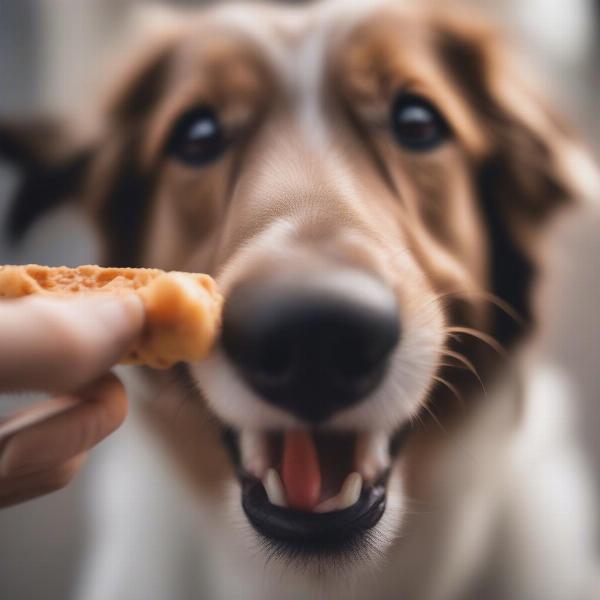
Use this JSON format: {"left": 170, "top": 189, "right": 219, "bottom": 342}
{"left": 432, "top": 375, "right": 464, "bottom": 408}
{"left": 420, "top": 400, "right": 447, "bottom": 433}
{"left": 441, "top": 349, "right": 487, "bottom": 395}
{"left": 432, "top": 288, "right": 525, "bottom": 327}
{"left": 444, "top": 326, "right": 507, "bottom": 358}
{"left": 412, "top": 409, "right": 426, "bottom": 430}
{"left": 445, "top": 332, "right": 461, "bottom": 343}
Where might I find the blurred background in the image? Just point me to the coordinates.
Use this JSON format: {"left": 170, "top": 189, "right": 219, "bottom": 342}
{"left": 0, "top": 1, "right": 598, "bottom": 598}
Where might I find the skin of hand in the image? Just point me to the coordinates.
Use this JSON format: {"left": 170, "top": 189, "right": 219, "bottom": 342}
{"left": 0, "top": 293, "right": 145, "bottom": 508}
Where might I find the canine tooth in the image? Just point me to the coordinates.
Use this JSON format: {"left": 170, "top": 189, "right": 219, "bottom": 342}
{"left": 314, "top": 496, "right": 340, "bottom": 513}
{"left": 337, "top": 472, "right": 363, "bottom": 510}
{"left": 355, "top": 432, "right": 389, "bottom": 482}
{"left": 315, "top": 473, "right": 363, "bottom": 513}
{"left": 263, "top": 469, "right": 287, "bottom": 507}
{"left": 240, "top": 430, "right": 269, "bottom": 478}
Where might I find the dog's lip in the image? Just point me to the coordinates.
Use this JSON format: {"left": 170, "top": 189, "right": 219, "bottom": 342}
{"left": 220, "top": 425, "right": 412, "bottom": 549}
{"left": 240, "top": 469, "right": 389, "bottom": 551}
{"left": 225, "top": 429, "right": 387, "bottom": 509}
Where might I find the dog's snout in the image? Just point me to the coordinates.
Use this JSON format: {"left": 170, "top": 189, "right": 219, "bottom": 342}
{"left": 221, "top": 270, "right": 400, "bottom": 423}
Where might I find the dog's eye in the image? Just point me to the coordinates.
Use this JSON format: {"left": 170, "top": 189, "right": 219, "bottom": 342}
{"left": 391, "top": 94, "right": 450, "bottom": 151}
{"left": 166, "top": 107, "right": 226, "bottom": 166}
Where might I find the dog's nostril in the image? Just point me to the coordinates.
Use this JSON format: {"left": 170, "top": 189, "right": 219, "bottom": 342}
{"left": 327, "top": 334, "right": 385, "bottom": 377}
{"left": 222, "top": 270, "right": 400, "bottom": 423}
{"left": 255, "top": 337, "right": 296, "bottom": 384}
{"left": 324, "top": 334, "right": 395, "bottom": 401}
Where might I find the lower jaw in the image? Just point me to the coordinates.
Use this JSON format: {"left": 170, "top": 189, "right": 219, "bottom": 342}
{"left": 240, "top": 470, "right": 389, "bottom": 555}
{"left": 221, "top": 423, "right": 412, "bottom": 556}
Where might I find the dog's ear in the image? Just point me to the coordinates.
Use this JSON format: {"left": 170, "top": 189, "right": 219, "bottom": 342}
{"left": 0, "top": 23, "right": 180, "bottom": 252}
{"left": 0, "top": 119, "right": 94, "bottom": 242}
{"left": 434, "top": 15, "right": 599, "bottom": 346}
{"left": 88, "top": 35, "right": 179, "bottom": 267}
{"left": 436, "top": 15, "right": 599, "bottom": 215}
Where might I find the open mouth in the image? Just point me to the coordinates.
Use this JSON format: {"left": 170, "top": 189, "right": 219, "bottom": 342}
{"left": 222, "top": 427, "right": 410, "bottom": 554}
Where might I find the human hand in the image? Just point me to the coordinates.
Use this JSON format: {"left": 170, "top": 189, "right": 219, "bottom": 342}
{"left": 0, "top": 294, "right": 144, "bottom": 507}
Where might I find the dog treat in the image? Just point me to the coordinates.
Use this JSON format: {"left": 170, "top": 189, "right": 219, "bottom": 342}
{"left": 0, "top": 264, "right": 222, "bottom": 369}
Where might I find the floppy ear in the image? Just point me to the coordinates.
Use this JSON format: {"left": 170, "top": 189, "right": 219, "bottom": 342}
{"left": 435, "top": 16, "right": 600, "bottom": 347}
{"left": 0, "top": 119, "right": 94, "bottom": 242}
{"left": 88, "top": 34, "right": 179, "bottom": 267}
{"left": 0, "top": 17, "right": 181, "bottom": 255}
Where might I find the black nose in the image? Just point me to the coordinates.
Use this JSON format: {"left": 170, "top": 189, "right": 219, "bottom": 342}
{"left": 221, "top": 271, "right": 400, "bottom": 423}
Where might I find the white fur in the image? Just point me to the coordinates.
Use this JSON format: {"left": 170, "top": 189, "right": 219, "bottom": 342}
{"left": 76, "top": 361, "right": 597, "bottom": 600}
{"left": 74, "top": 3, "right": 598, "bottom": 599}
{"left": 193, "top": 251, "right": 443, "bottom": 434}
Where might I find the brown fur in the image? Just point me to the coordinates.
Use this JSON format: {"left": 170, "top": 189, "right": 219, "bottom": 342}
{"left": 0, "top": 0, "right": 594, "bottom": 538}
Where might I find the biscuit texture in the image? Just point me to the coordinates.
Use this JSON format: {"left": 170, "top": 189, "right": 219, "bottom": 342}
{"left": 0, "top": 264, "right": 222, "bottom": 369}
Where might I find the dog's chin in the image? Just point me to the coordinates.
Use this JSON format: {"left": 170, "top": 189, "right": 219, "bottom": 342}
{"left": 218, "top": 425, "right": 410, "bottom": 574}
{"left": 222, "top": 465, "right": 406, "bottom": 591}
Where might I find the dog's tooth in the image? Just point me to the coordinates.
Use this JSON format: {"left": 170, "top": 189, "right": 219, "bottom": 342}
{"left": 263, "top": 468, "right": 287, "bottom": 507}
{"left": 355, "top": 432, "right": 389, "bottom": 482}
{"left": 314, "top": 495, "right": 340, "bottom": 513}
{"left": 314, "top": 473, "right": 363, "bottom": 513}
{"left": 240, "top": 430, "right": 269, "bottom": 478}
{"left": 337, "top": 472, "right": 363, "bottom": 510}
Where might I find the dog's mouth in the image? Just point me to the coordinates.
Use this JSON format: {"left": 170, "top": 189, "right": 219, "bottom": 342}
{"left": 222, "top": 427, "right": 410, "bottom": 553}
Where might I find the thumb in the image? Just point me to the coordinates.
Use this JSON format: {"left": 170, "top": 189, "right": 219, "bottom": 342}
{"left": 0, "top": 293, "right": 145, "bottom": 393}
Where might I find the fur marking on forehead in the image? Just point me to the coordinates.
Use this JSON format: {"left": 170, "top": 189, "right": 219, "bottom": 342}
{"left": 205, "top": 0, "right": 397, "bottom": 94}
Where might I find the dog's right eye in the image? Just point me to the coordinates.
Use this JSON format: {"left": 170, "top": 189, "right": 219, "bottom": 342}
{"left": 391, "top": 93, "right": 450, "bottom": 152}
{"left": 166, "top": 107, "right": 227, "bottom": 167}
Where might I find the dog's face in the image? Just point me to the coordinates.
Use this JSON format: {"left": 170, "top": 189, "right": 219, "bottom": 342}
{"left": 3, "top": 0, "right": 596, "bottom": 584}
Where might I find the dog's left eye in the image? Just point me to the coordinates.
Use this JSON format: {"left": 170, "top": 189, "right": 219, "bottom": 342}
{"left": 166, "top": 107, "right": 227, "bottom": 166}
{"left": 391, "top": 94, "right": 450, "bottom": 151}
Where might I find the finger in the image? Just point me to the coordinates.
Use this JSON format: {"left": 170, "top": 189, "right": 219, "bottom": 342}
{"left": 0, "top": 453, "right": 85, "bottom": 508}
{"left": 0, "top": 293, "right": 144, "bottom": 393}
{"left": 0, "top": 374, "right": 127, "bottom": 477}
{"left": 0, "top": 395, "right": 81, "bottom": 442}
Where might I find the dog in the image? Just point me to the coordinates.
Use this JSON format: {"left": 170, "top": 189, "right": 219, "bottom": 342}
{"left": 1, "top": 1, "right": 599, "bottom": 598}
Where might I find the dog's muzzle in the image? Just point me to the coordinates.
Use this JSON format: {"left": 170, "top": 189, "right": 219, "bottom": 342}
{"left": 216, "top": 269, "right": 404, "bottom": 553}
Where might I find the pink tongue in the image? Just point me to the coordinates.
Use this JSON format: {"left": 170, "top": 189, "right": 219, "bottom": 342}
{"left": 282, "top": 431, "right": 322, "bottom": 511}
